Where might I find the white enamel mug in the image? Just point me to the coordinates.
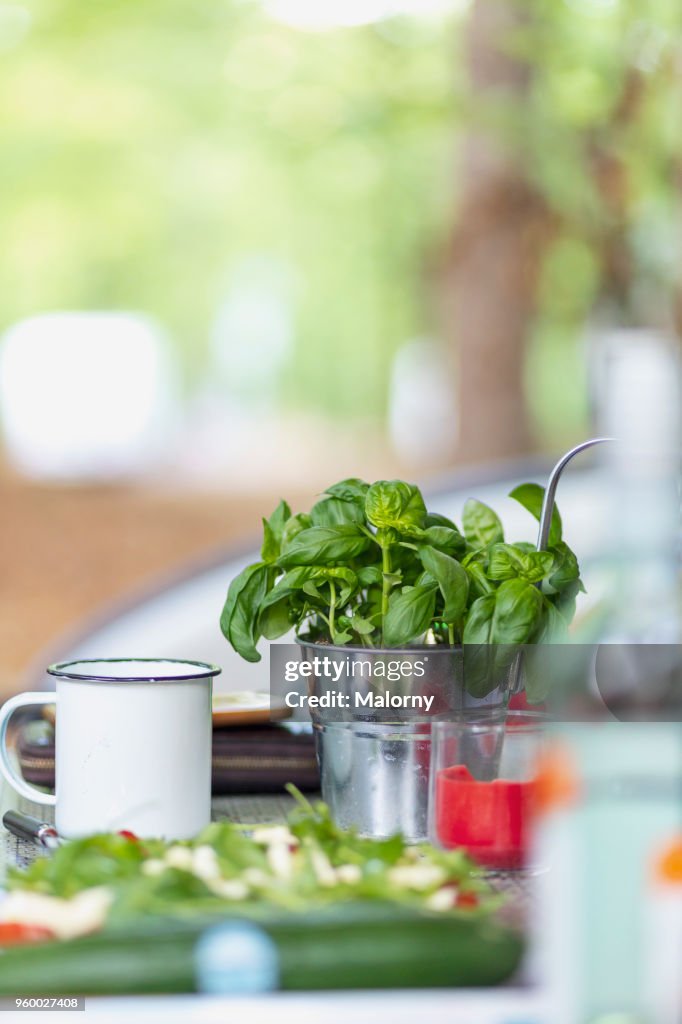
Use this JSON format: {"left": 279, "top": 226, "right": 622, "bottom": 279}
{"left": 0, "top": 658, "right": 219, "bottom": 840}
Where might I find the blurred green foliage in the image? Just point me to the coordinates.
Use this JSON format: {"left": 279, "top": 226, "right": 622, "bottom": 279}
{"left": 519, "top": 0, "right": 682, "bottom": 443}
{"left": 0, "top": 0, "right": 680, "bottom": 435}
{"left": 0, "top": 0, "right": 456, "bottom": 418}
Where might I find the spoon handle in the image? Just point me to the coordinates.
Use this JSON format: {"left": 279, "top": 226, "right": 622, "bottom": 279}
{"left": 536, "top": 437, "right": 615, "bottom": 551}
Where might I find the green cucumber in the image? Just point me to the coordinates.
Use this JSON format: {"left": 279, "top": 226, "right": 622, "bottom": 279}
{"left": 0, "top": 907, "right": 524, "bottom": 995}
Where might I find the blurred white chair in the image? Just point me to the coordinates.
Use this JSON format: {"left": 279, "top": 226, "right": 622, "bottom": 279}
{"left": 0, "top": 311, "right": 178, "bottom": 481}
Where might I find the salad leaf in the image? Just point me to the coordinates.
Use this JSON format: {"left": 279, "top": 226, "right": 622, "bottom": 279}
{"left": 8, "top": 796, "right": 495, "bottom": 926}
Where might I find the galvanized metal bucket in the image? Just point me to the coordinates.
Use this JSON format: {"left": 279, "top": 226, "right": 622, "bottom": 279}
{"left": 298, "top": 642, "right": 513, "bottom": 841}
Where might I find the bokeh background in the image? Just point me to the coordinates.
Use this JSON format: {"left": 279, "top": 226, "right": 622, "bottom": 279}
{"left": 1, "top": 0, "right": 681, "bottom": 689}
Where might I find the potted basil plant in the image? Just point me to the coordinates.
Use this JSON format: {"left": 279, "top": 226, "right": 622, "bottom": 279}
{"left": 221, "top": 478, "right": 582, "bottom": 839}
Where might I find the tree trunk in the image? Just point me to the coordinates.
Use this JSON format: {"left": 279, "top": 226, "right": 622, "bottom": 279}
{"left": 445, "top": 0, "right": 551, "bottom": 464}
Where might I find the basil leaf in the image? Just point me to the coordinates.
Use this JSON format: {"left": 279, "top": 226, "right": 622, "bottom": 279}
{"left": 260, "top": 500, "right": 291, "bottom": 562}
{"left": 509, "top": 483, "right": 562, "bottom": 546}
{"left": 535, "top": 600, "right": 570, "bottom": 644}
{"left": 348, "top": 615, "right": 376, "bottom": 636}
{"left": 490, "top": 578, "right": 543, "bottom": 645}
{"left": 462, "top": 499, "right": 504, "bottom": 547}
{"left": 261, "top": 520, "right": 279, "bottom": 563}
{"left": 464, "top": 561, "right": 494, "bottom": 599}
{"left": 383, "top": 582, "right": 438, "bottom": 646}
{"left": 260, "top": 564, "right": 358, "bottom": 641}
{"left": 281, "top": 512, "right": 312, "bottom": 551}
{"left": 365, "top": 480, "right": 427, "bottom": 535}
{"left": 258, "top": 597, "right": 293, "bottom": 640}
{"left": 258, "top": 567, "right": 315, "bottom": 639}
{"left": 488, "top": 543, "right": 554, "bottom": 584}
{"left": 424, "top": 512, "right": 458, "bottom": 531}
{"left": 463, "top": 581, "right": 542, "bottom": 696}
{"left": 220, "top": 562, "right": 269, "bottom": 662}
{"left": 356, "top": 565, "right": 383, "bottom": 587}
{"left": 310, "top": 496, "right": 365, "bottom": 527}
{"left": 461, "top": 594, "right": 498, "bottom": 696}
{"left": 418, "top": 545, "right": 469, "bottom": 623}
{"left": 523, "top": 601, "right": 570, "bottom": 704}
{"left": 220, "top": 562, "right": 260, "bottom": 643}
{"left": 277, "top": 526, "right": 372, "bottom": 567}
{"left": 320, "top": 567, "right": 358, "bottom": 606}
{"left": 546, "top": 541, "right": 582, "bottom": 592}
{"left": 268, "top": 498, "right": 291, "bottom": 536}
{"left": 420, "top": 525, "right": 466, "bottom": 558}
{"left": 553, "top": 578, "right": 582, "bottom": 623}
{"left": 324, "top": 478, "right": 369, "bottom": 502}
{"left": 462, "top": 593, "right": 496, "bottom": 645}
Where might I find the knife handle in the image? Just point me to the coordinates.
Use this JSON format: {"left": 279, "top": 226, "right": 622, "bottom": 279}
{"left": 3, "top": 810, "right": 61, "bottom": 848}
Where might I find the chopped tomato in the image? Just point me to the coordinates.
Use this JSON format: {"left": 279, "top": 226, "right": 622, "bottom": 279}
{"left": 0, "top": 922, "right": 55, "bottom": 946}
{"left": 455, "top": 890, "right": 479, "bottom": 909}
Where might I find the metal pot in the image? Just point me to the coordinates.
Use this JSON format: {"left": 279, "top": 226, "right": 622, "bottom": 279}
{"left": 298, "top": 642, "right": 513, "bottom": 842}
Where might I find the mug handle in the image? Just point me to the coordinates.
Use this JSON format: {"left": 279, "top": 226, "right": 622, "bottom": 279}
{"left": 0, "top": 693, "right": 56, "bottom": 806}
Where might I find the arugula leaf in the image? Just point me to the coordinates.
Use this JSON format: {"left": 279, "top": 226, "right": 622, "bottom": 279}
{"left": 8, "top": 789, "right": 503, "bottom": 922}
